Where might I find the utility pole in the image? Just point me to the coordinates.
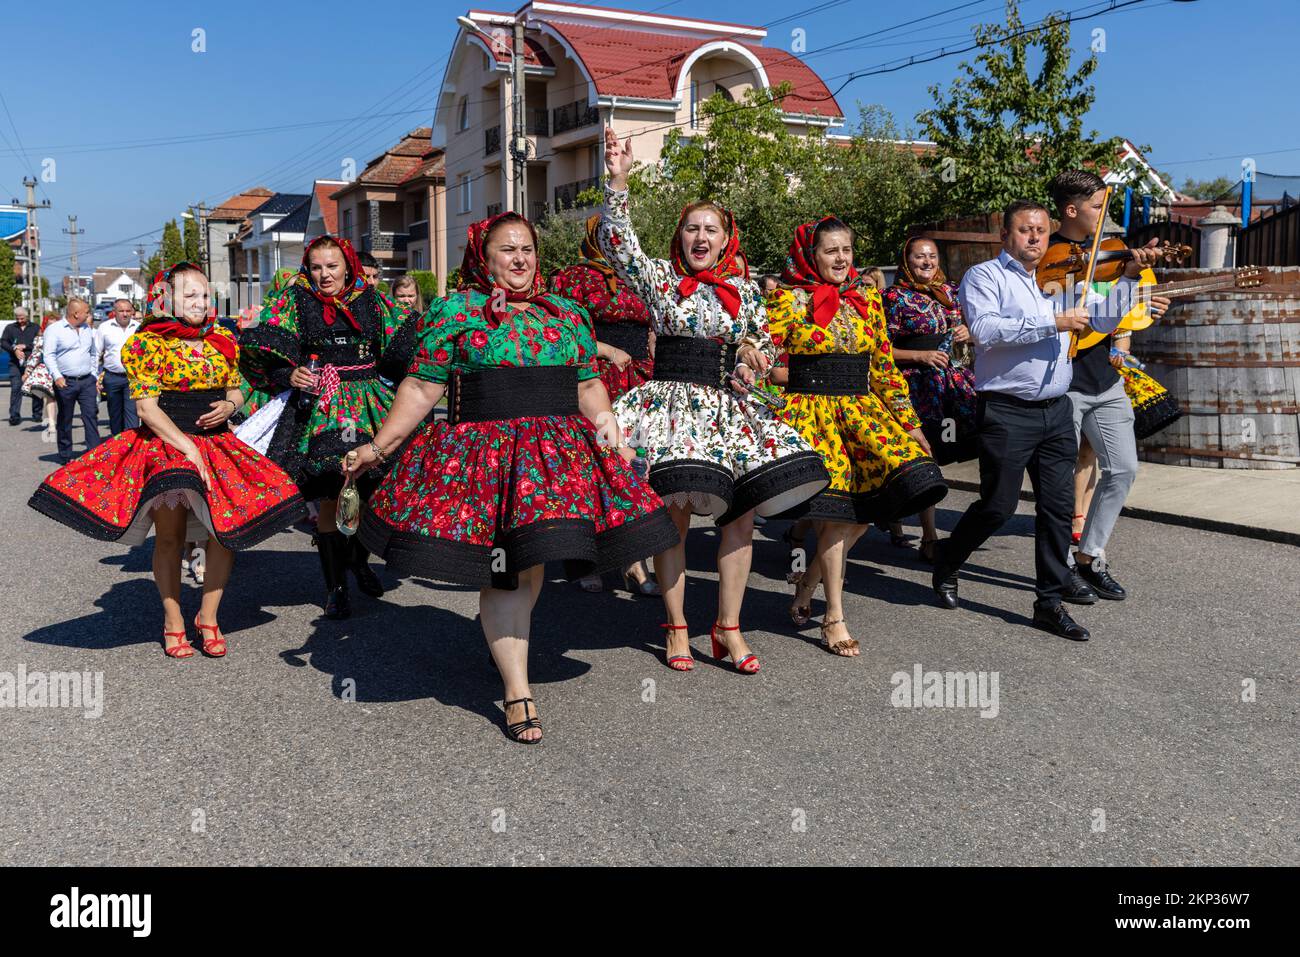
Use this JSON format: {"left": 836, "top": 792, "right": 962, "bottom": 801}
{"left": 510, "top": 16, "right": 527, "bottom": 215}
{"left": 63, "top": 214, "right": 84, "bottom": 301}
{"left": 195, "top": 201, "right": 209, "bottom": 272}
{"left": 21, "top": 177, "right": 51, "bottom": 314}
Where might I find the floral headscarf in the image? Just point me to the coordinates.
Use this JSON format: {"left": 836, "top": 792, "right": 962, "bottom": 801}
{"left": 458, "top": 212, "right": 560, "bottom": 324}
{"left": 669, "top": 201, "right": 748, "bottom": 319}
{"left": 895, "top": 236, "right": 955, "bottom": 310}
{"left": 295, "top": 235, "right": 368, "bottom": 331}
{"left": 141, "top": 262, "right": 236, "bottom": 363}
{"left": 780, "top": 218, "right": 872, "bottom": 328}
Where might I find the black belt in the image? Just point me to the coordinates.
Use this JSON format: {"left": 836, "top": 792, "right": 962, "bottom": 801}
{"left": 979, "top": 391, "right": 1065, "bottom": 409}
{"left": 159, "top": 389, "right": 230, "bottom": 435}
{"left": 449, "top": 366, "right": 579, "bottom": 424}
{"left": 592, "top": 320, "right": 650, "bottom": 360}
{"left": 305, "top": 343, "right": 377, "bottom": 367}
{"left": 786, "top": 353, "right": 873, "bottom": 395}
{"left": 62, "top": 373, "right": 92, "bottom": 381}
{"left": 893, "top": 333, "right": 945, "bottom": 351}
{"left": 652, "top": 335, "right": 736, "bottom": 388}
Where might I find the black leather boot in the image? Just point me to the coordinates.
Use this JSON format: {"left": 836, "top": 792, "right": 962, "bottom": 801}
{"left": 315, "top": 532, "right": 351, "bottom": 620}
{"left": 348, "top": 536, "right": 384, "bottom": 597}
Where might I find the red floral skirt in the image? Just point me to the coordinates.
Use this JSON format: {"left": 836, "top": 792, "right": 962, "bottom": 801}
{"left": 360, "top": 413, "right": 680, "bottom": 589}
{"left": 597, "top": 355, "right": 654, "bottom": 403}
{"left": 29, "top": 426, "right": 306, "bottom": 550}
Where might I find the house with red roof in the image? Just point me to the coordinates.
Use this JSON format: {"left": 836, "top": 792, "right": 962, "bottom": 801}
{"left": 331, "top": 129, "right": 447, "bottom": 289}
{"left": 435, "top": 1, "right": 845, "bottom": 276}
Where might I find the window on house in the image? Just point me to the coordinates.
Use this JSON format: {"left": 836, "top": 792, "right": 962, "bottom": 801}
{"left": 342, "top": 208, "right": 353, "bottom": 240}
{"left": 458, "top": 97, "right": 469, "bottom": 132}
{"left": 412, "top": 248, "right": 423, "bottom": 270}
{"left": 459, "top": 174, "right": 472, "bottom": 214}
{"left": 690, "top": 80, "right": 699, "bottom": 128}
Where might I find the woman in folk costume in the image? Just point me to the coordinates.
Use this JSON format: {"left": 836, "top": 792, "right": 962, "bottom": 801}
{"left": 347, "top": 211, "right": 678, "bottom": 744}
{"left": 28, "top": 263, "right": 305, "bottom": 658}
{"left": 599, "top": 128, "right": 828, "bottom": 675}
{"left": 550, "top": 213, "right": 659, "bottom": 596}
{"left": 882, "top": 236, "right": 977, "bottom": 561}
{"left": 237, "top": 235, "right": 416, "bottom": 619}
{"left": 768, "top": 219, "right": 947, "bottom": 655}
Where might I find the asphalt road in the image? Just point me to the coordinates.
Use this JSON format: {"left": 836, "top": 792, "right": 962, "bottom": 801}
{"left": 1, "top": 390, "right": 1296, "bottom": 866}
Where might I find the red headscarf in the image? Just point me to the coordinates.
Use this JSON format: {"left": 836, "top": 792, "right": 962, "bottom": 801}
{"left": 141, "top": 262, "right": 236, "bottom": 364}
{"left": 295, "top": 235, "right": 368, "bottom": 332}
{"left": 670, "top": 202, "right": 748, "bottom": 319}
{"left": 458, "top": 212, "right": 561, "bottom": 325}
{"left": 780, "top": 218, "right": 872, "bottom": 328}
{"left": 895, "top": 236, "right": 956, "bottom": 310}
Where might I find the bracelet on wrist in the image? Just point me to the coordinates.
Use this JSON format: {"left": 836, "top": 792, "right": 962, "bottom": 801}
{"left": 370, "top": 441, "right": 389, "bottom": 464}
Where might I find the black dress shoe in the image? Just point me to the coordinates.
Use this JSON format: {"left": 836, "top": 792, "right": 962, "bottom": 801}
{"left": 8, "top": 417, "right": 20, "bottom": 426}
{"left": 1032, "top": 602, "right": 1090, "bottom": 641}
{"left": 1076, "top": 559, "right": 1126, "bottom": 600}
{"left": 324, "top": 586, "right": 351, "bottom": 620}
{"left": 932, "top": 563, "right": 960, "bottom": 610}
{"left": 1062, "top": 567, "right": 1098, "bottom": 605}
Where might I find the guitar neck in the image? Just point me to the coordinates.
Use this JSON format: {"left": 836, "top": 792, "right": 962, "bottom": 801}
{"left": 1148, "top": 274, "right": 1241, "bottom": 299}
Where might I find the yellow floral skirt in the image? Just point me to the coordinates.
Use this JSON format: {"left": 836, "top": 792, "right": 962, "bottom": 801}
{"left": 778, "top": 391, "right": 947, "bottom": 523}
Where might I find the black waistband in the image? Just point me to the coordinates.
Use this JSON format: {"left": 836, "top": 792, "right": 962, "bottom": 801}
{"left": 652, "top": 336, "right": 736, "bottom": 388}
{"left": 893, "top": 333, "right": 945, "bottom": 351}
{"left": 449, "top": 366, "right": 580, "bottom": 424}
{"left": 592, "top": 321, "right": 650, "bottom": 360}
{"left": 305, "top": 342, "right": 377, "bottom": 367}
{"left": 159, "top": 389, "right": 230, "bottom": 435}
{"left": 978, "top": 391, "right": 1065, "bottom": 409}
{"left": 786, "top": 353, "right": 873, "bottom": 395}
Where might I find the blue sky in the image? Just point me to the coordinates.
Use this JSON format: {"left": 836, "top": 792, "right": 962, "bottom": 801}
{"left": 3, "top": 0, "right": 1294, "bottom": 277}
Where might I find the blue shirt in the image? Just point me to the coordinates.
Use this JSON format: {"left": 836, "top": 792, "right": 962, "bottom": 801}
{"left": 959, "top": 251, "right": 1136, "bottom": 401}
{"left": 42, "top": 318, "right": 101, "bottom": 381}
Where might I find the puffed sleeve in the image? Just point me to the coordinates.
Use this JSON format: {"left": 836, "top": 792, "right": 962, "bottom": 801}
{"left": 596, "top": 185, "right": 671, "bottom": 309}
{"left": 865, "top": 293, "right": 921, "bottom": 431}
{"left": 882, "top": 286, "right": 907, "bottom": 341}
{"left": 122, "top": 332, "right": 166, "bottom": 399}
{"left": 213, "top": 327, "right": 243, "bottom": 389}
{"left": 562, "top": 298, "right": 600, "bottom": 381}
{"left": 407, "top": 294, "right": 487, "bottom": 384}
{"left": 737, "top": 279, "right": 776, "bottom": 364}
{"left": 238, "top": 286, "right": 303, "bottom": 393}
{"left": 764, "top": 288, "right": 801, "bottom": 350}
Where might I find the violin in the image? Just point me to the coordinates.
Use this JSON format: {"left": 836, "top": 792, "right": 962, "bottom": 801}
{"left": 1036, "top": 237, "right": 1192, "bottom": 293}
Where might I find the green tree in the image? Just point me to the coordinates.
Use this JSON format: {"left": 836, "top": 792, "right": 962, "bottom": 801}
{"left": 0, "top": 242, "right": 16, "bottom": 319}
{"left": 183, "top": 210, "right": 202, "bottom": 263}
{"left": 160, "top": 219, "right": 184, "bottom": 266}
{"left": 916, "top": 0, "right": 1121, "bottom": 217}
{"left": 1180, "top": 176, "right": 1237, "bottom": 201}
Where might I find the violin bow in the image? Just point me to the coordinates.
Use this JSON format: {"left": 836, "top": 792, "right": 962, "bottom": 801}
{"left": 1069, "top": 183, "right": 1113, "bottom": 359}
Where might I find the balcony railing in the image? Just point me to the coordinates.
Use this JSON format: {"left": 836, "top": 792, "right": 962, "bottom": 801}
{"left": 526, "top": 108, "right": 549, "bottom": 137}
{"left": 554, "top": 176, "right": 602, "bottom": 211}
{"left": 407, "top": 220, "right": 428, "bottom": 243}
{"left": 530, "top": 200, "right": 550, "bottom": 223}
{"left": 485, "top": 125, "right": 501, "bottom": 156}
{"left": 486, "top": 203, "right": 503, "bottom": 217}
{"left": 361, "top": 231, "right": 409, "bottom": 254}
{"left": 552, "top": 100, "right": 599, "bottom": 135}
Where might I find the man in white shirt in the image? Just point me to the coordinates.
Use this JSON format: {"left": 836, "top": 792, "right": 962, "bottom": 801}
{"left": 96, "top": 298, "right": 140, "bottom": 433}
{"left": 44, "top": 298, "right": 102, "bottom": 463}
{"left": 931, "top": 199, "right": 1158, "bottom": 641}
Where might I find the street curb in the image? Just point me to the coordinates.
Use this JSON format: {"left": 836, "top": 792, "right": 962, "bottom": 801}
{"left": 942, "top": 479, "right": 1300, "bottom": 548}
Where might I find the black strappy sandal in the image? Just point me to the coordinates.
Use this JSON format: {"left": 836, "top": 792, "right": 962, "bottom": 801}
{"left": 504, "top": 697, "right": 542, "bottom": 744}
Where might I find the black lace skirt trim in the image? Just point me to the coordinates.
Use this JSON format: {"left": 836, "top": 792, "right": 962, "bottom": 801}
{"left": 719, "top": 450, "right": 830, "bottom": 526}
{"left": 359, "top": 506, "right": 679, "bottom": 591}
{"left": 1133, "top": 393, "right": 1182, "bottom": 441}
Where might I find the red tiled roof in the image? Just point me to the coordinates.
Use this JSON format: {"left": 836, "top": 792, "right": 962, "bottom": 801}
{"left": 209, "top": 187, "right": 274, "bottom": 221}
{"left": 470, "top": 29, "right": 554, "bottom": 68}
{"left": 312, "top": 181, "right": 339, "bottom": 235}
{"left": 336, "top": 129, "right": 435, "bottom": 194}
{"left": 399, "top": 148, "right": 447, "bottom": 185}
{"left": 541, "top": 22, "right": 841, "bottom": 117}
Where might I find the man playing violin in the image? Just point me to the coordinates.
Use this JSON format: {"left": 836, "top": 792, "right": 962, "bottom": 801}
{"left": 931, "top": 197, "right": 1161, "bottom": 641}
{"left": 1047, "top": 169, "right": 1171, "bottom": 604}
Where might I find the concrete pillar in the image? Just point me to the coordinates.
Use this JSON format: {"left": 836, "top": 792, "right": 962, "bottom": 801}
{"left": 1199, "top": 205, "right": 1238, "bottom": 269}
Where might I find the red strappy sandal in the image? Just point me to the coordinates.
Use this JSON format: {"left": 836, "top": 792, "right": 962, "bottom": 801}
{"left": 193, "top": 615, "right": 227, "bottom": 658}
{"left": 710, "top": 623, "right": 760, "bottom": 674}
{"left": 661, "top": 623, "right": 695, "bottom": 671}
{"left": 163, "top": 629, "right": 194, "bottom": 659}
{"left": 1071, "top": 514, "right": 1085, "bottom": 545}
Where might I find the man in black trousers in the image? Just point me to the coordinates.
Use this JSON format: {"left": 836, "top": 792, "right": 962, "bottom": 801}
{"left": 931, "top": 200, "right": 1157, "bottom": 640}
{"left": 3, "top": 306, "right": 40, "bottom": 425}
